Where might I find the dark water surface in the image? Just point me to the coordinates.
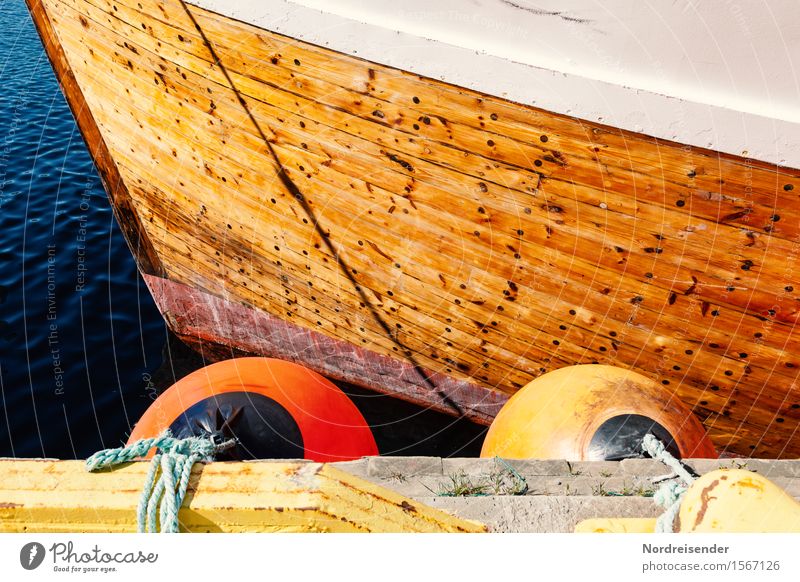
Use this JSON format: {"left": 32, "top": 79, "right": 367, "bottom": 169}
{"left": 0, "top": 0, "right": 166, "bottom": 458}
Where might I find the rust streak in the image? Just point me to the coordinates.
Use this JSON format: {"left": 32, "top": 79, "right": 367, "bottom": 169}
{"left": 693, "top": 478, "right": 720, "bottom": 530}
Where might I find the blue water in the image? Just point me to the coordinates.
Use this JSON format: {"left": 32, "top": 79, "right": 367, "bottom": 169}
{"left": 0, "top": 0, "right": 166, "bottom": 458}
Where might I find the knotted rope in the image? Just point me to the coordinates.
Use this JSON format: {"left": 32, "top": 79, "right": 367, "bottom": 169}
{"left": 641, "top": 434, "right": 696, "bottom": 533}
{"left": 86, "top": 432, "right": 233, "bottom": 533}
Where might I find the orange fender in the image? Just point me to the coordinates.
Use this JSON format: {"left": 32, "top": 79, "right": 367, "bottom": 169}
{"left": 128, "top": 358, "right": 377, "bottom": 462}
{"left": 481, "top": 365, "right": 716, "bottom": 460}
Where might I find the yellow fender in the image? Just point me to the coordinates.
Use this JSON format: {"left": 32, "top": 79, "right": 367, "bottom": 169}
{"left": 575, "top": 469, "right": 800, "bottom": 533}
{"left": 575, "top": 518, "right": 657, "bottom": 533}
{"left": 481, "top": 365, "right": 716, "bottom": 460}
{"left": 678, "top": 469, "right": 800, "bottom": 532}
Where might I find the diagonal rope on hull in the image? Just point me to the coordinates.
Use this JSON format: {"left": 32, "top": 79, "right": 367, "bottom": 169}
{"left": 177, "top": 1, "right": 465, "bottom": 416}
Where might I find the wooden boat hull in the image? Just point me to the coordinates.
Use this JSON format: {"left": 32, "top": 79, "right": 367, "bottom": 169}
{"left": 27, "top": 0, "right": 800, "bottom": 456}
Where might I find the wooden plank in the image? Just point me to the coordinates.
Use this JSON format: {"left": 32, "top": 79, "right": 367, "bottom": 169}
{"left": 0, "top": 459, "right": 486, "bottom": 533}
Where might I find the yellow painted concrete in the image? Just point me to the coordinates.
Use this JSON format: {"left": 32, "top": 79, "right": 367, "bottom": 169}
{"left": 0, "top": 460, "right": 485, "bottom": 533}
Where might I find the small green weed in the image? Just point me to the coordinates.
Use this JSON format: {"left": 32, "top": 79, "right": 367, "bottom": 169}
{"left": 426, "top": 458, "right": 528, "bottom": 497}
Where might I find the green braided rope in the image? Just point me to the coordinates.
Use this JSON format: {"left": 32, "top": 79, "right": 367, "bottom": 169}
{"left": 642, "top": 434, "right": 696, "bottom": 533}
{"left": 139, "top": 456, "right": 161, "bottom": 533}
{"left": 85, "top": 432, "right": 225, "bottom": 533}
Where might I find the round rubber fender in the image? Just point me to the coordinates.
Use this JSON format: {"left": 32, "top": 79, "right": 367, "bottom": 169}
{"left": 481, "top": 364, "right": 716, "bottom": 460}
{"left": 128, "top": 357, "right": 377, "bottom": 462}
{"left": 678, "top": 469, "right": 800, "bottom": 532}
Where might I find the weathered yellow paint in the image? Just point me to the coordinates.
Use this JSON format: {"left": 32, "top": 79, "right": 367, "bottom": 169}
{"left": 0, "top": 460, "right": 485, "bottom": 533}
{"left": 574, "top": 518, "right": 656, "bottom": 533}
{"left": 576, "top": 469, "right": 800, "bottom": 533}
{"left": 679, "top": 469, "right": 800, "bottom": 533}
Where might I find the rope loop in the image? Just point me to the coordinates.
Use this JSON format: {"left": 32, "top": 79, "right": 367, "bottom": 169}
{"left": 86, "top": 431, "right": 234, "bottom": 533}
{"left": 641, "top": 434, "right": 696, "bottom": 533}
